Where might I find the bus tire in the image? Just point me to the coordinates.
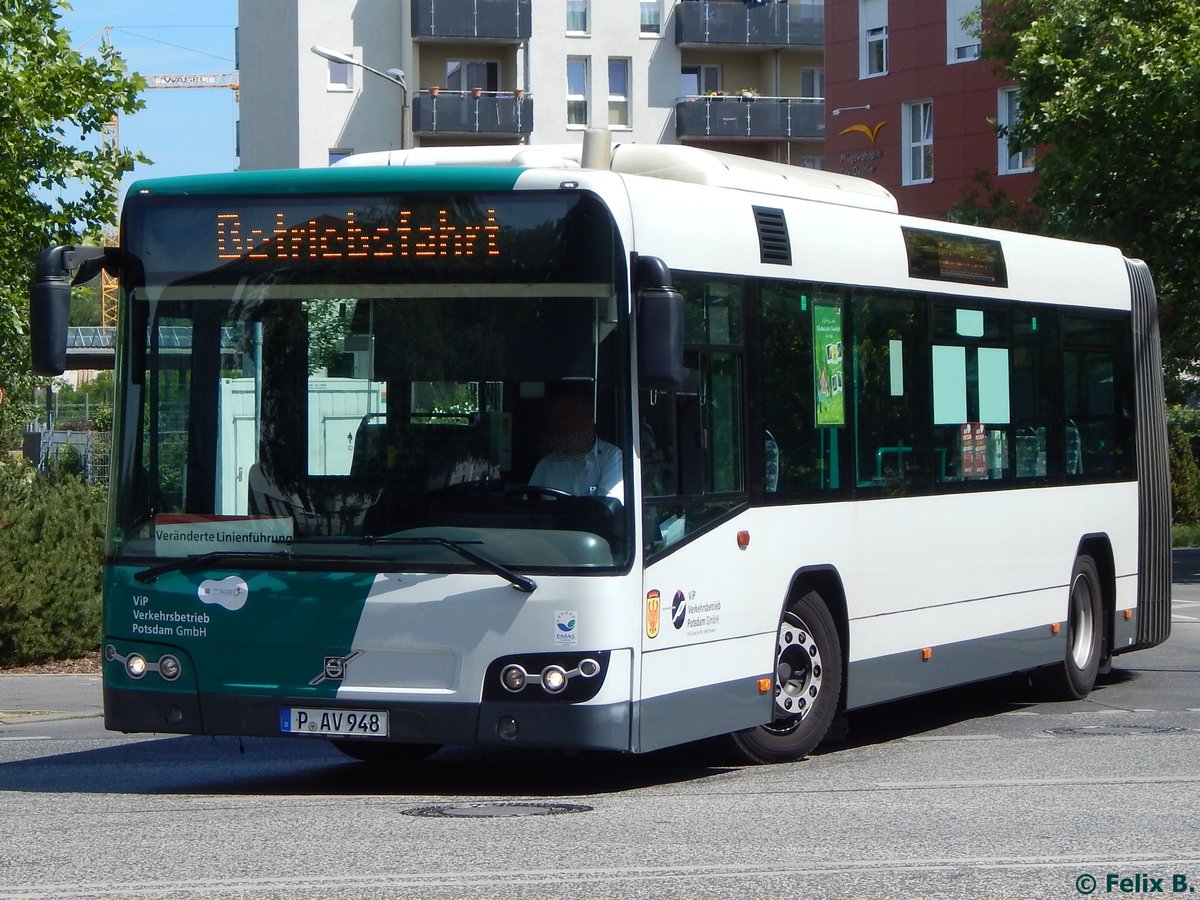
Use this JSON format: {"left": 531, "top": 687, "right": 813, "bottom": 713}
{"left": 725, "top": 588, "right": 843, "bottom": 764}
{"left": 331, "top": 740, "right": 441, "bottom": 764}
{"left": 1037, "top": 554, "right": 1104, "bottom": 700}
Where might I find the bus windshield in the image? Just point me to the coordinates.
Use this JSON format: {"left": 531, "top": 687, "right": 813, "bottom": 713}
{"left": 111, "top": 190, "right": 632, "bottom": 572}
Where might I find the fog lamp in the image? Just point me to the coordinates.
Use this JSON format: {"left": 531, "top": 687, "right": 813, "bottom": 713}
{"left": 577, "top": 658, "right": 601, "bottom": 678}
{"left": 501, "top": 664, "right": 528, "bottom": 693}
{"left": 125, "top": 653, "right": 148, "bottom": 679}
{"left": 498, "top": 716, "right": 520, "bottom": 740}
{"left": 158, "top": 654, "right": 181, "bottom": 681}
{"left": 540, "top": 665, "right": 568, "bottom": 694}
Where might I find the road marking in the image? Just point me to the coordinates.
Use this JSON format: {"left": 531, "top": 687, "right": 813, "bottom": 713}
{"left": 904, "top": 734, "right": 1003, "bottom": 741}
{"left": 4, "top": 855, "right": 1200, "bottom": 898}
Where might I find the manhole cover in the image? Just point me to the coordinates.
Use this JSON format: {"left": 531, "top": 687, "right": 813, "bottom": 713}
{"left": 402, "top": 801, "right": 593, "bottom": 818}
{"left": 1045, "top": 724, "right": 1188, "bottom": 737}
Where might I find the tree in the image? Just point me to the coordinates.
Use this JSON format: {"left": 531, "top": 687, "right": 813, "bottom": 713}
{"left": 0, "top": 0, "right": 144, "bottom": 448}
{"left": 983, "top": 0, "right": 1200, "bottom": 398}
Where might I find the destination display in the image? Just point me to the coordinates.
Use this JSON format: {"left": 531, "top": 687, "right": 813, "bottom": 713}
{"left": 215, "top": 207, "right": 501, "bottom": 262}
{"left": 902, "top": 227, "right": 1008, "bottom": 288}
{"left": 126, "top": 192, "right": 618, "bottom": 286}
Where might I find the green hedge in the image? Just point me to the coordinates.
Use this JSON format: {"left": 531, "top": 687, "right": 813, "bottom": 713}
{"left": 0, "top": 460, "right": 106, "bottom": 667}
{"left": 1169, "top": 405, "right": 1200, "bottom": 530}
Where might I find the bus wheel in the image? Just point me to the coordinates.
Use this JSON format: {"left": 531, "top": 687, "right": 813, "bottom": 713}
{"left": 331, "top": 740, "right": 441, "bottom": 764}
{"left": 1037, "top": 554, "right": 1104, "bottom": 700}
{"left": 726, "top": 588, "right": 843, "bottom": 764}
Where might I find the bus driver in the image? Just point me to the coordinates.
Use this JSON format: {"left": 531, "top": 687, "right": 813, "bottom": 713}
{"left": 529, "top": 382, "right": 624, "bottom": 502}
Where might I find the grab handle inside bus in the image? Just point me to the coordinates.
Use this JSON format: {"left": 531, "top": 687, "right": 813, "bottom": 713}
{"left": 29, "top": 245, "right": 116, "bottom": 375}
{"left": 636, "top": 256, "right": 684, "bottom": 390}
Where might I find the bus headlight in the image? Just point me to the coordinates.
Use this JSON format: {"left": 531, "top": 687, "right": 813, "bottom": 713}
{"left": 125, "top": 653, "right": 148, "bottom": 679}
{"left": 484, "top": 651, "right": 612, "bottom": 703}
{"left": 540, "top": 665, "right": 568, "bottom": 694}
{"left": 501, "top": 664, "right": 528, "bottom": 693}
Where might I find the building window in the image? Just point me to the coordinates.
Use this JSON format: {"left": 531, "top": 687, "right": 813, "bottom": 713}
{"left": 446, "top": 60, "right": 499, "bottom": 93}
{"left": 327, "top": 57, "right": 354, "bottom": 92}
{"left": 567, "top": 0, "right": 589, "bottom": 34}
{"left": 999, "top": 87, "right": 1035, "bottom": 174}
{"left": 680, "top": 64, "right": 721, "bottom": 97}
{"left": 860, "top": 0, "right": 888, "bottom": 78}
{"left": 946, "top": 0, "right": 981, "bottom": 64}
{"left": 609, "top": 58, "right": 631, "bottom": 128}
{"left": 903, "top": 100, "right": 934, "bottom": 184}
{"left": 800, "top": 67, "right": 825, "bottom": 101}
{"left": 640, "top": 1, "right": 661, "bottom": 35}
{"left": 567, "top": 57, "right": 589, "bottom": 127}
{"left": 865, "top": 27, "right": 888, "bottom": 75}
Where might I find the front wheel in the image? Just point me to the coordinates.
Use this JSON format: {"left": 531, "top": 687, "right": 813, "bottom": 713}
{"left": 725, "top": 588, "right": 843, "bottom": 764}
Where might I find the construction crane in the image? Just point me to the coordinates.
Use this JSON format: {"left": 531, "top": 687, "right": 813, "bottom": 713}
{"left": 143, "top": 72, "right": 240, "bottom": 99}
{"left": 96, "top": 44, "right": 240, "bottom": 326}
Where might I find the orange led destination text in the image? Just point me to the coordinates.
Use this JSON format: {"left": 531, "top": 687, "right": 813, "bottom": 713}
{"left": 216, "top": 209, "right": 501, "bottom": 261}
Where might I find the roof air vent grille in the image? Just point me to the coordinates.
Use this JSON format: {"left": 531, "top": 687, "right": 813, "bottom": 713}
{"left": 753, "top": 206, "right": 791, "bottom": 265}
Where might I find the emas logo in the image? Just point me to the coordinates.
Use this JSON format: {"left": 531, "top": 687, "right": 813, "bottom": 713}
{"left": 555, "top": 610, "right": 578, "bottom": 646}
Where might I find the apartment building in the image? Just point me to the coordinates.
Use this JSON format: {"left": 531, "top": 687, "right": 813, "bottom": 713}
{"left": 824, "top": 0, "right": 1035, "bottom": 217}
{"left": 236, "top": 0, "right": 827, "bottom": 170}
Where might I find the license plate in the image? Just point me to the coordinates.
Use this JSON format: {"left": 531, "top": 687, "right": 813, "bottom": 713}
{"left": 280, "top": 707, "right": 389, "bottom": 738}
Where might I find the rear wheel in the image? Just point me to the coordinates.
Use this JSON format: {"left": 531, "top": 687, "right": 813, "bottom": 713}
{"left": 331, "top": 740, "right": 441, "bottom": 764}
{"left": 726, "top": 588, "right": 843, "bottom": 764}
{"left": 1036, "top": 554, "right": 1104, "bottom": 700}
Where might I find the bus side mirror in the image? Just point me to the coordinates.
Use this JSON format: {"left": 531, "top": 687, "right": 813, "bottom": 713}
{"left": 636, "top": 257, "right": 684, "bottom": 390}
{"left": 29, "top": 246, "right": 115, "bottom": 376}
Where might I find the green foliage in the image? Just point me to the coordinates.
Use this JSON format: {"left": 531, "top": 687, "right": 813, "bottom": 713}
{"left": 50, "top": 370, "right": 114, "bottom": 430}
{"left": 948, "top": 171, "right": 1045, "bottom": 233}
{"left": 0, "top": 0, "right": 145, "bottom": 449}
{"left": 0, "top": 459, "right": 106, "bottom": 666}
{"left": 303, "top": 299, "right": 352, "bottom": 375}
{"left": 1167, "top": 405, "right": 1200, "bottom": 525}
{"left": 982, "top": 0, "right": 1200, "bottom": 399}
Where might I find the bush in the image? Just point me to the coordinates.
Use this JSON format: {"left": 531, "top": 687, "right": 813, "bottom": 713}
{"left": 1168, "top": 405, "right": 1200, "bottom": 527}
{"left": 0, "top": 460, "right": 107, "bottom": 666}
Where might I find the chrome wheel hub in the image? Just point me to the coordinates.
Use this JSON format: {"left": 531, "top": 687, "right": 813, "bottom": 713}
{"left": 772, "top": 614, "right": 823, "bottom": 724}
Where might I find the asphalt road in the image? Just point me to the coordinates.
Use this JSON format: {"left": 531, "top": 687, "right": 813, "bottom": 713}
{"left": 1, "top": 563, "right": 1198, "bottom": 899}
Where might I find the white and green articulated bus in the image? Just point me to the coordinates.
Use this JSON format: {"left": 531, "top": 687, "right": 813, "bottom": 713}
{"left": 30, "top": 140, "right": 1171, "bottom": 763}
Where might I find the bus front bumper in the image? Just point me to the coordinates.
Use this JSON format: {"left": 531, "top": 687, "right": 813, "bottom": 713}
{"left": 103, "top": 684, "right": 633, "bottom": 752}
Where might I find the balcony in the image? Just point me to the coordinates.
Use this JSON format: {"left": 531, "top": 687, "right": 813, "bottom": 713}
{"left": 675, "top": 1, "right": 824, "bottom": 49}
{"left": 411, "top": 0, "right": 531, "bottom": 41}
{"left": 675, "top": 95, "right": 825, "bottom": 141}
{"left": 413, "top": 91, "right": 533, "bottom": 136}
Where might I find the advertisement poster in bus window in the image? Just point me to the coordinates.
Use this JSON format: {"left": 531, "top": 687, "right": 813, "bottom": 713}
{"left": 813, "top": 302, "right": 845, "bottom": 426}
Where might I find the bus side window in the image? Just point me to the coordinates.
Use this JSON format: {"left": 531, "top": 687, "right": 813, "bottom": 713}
{"left": 758, "top": 283, "right": 847, "bottom": 497}
{"left": 1012, "top": 308, "right": 1055, "bottom": 479}
{"left": 641, "top": 275, "right": 747, "bottom": 558}
{"left": 1062, "top": 313, "right": 1133, "bottom": 479}
{"left": 852, "top": 292, "right": 929, "bottom": 492}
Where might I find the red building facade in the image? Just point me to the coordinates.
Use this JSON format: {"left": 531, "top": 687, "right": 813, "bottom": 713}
{"left": 824, "top": 0, "right": 1035, "bottom": 220}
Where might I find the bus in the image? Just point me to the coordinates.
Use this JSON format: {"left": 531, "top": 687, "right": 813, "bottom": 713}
{"left": 29, "top": 138, "right": 1171, "bottom": 763}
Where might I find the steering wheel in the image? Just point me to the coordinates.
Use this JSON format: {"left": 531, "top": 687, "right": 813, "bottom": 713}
{"left": 504, "top": 484, "right": 573, "bottom": 502}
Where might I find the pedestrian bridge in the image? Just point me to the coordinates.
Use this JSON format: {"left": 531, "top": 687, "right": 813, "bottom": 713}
{"left": 65, "top": 327, "right": 115, "bottom": 369}
{"left": 65, "top": 325, "right": 238, "bottom": 369}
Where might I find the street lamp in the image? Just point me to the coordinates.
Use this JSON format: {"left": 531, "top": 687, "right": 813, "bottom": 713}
{"left": 310, "top": 44, "right": 409, "bottom": 150}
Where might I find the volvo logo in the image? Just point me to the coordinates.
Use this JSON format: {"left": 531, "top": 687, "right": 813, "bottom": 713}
{"left": 309, "top": 650, "right": 361, "bottom": 685}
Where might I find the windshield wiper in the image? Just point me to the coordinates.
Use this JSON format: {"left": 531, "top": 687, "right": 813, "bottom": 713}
{"left": 134, "top": 551, "right": 291, "bottom": 584}
{"left": 309, "top": 535, "right": 537, "bottom": 593}
{"left": 133, "top": 537, "right": 537, "bottom": 593}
